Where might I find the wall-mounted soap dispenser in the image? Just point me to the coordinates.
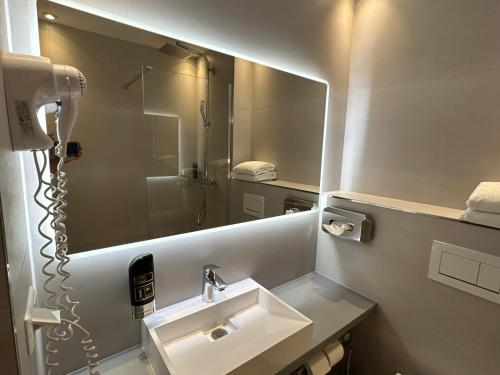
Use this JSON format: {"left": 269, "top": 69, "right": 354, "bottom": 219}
{"left": 129, "top": 254, "right": 155, "bottom": 319}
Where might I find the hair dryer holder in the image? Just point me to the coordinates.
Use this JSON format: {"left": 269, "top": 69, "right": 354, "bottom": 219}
{"left": 24, "top": 287, "right": 61, "bottom": 355}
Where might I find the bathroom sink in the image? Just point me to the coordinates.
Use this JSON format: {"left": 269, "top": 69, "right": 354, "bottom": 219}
{"left": 142, "top": 278, "right": 313, "bottom": 375}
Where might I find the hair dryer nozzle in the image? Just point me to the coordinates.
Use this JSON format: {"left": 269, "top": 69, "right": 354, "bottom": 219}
{"left": 53, "top": 64, "right": 87, "bottom": 158}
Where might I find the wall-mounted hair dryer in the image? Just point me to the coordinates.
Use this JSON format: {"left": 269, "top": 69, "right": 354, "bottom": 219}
{"left": 1, "top": 52, "right": 100, "bottom": 374}
{"left": 1, "top": 51, "right": 86, "bottom": 154}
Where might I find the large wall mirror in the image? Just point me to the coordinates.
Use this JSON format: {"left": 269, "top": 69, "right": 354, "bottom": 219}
{"left": 37, "top": 1, "right": 327, "bottom": 253}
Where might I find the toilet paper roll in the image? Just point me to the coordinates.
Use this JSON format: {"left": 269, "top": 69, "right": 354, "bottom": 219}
{"left": 322, "top": 341, "right": 344, "bottom": 368}
{"left": 305, "top": 350, "right": 331, "bottom": 375}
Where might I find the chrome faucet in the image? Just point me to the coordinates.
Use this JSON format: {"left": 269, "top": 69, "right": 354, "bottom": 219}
{"left": 202, "top": 264, "right": 227, "bottom": 303}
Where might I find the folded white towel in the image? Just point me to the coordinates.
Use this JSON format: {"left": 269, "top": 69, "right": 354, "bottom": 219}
{"left": 466, "top": 182, "right": 500, "bottom": 214}
{"left": 232, "top": 161, "right": 275, "bottom": 176}
{"left": 233, "top": 171, "right": 276, "bottom": 182}
{"left": 461, "top": 208, "right": 500, "bottom": 229}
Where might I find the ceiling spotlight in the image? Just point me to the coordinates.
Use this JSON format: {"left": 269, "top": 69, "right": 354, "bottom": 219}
{"left": 43, "top": 13, "right": 57, "bottom": 21}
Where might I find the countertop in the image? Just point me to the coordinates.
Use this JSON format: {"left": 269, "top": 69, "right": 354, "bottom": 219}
{"left": 72, "top": 272, "right": 376, "bottom": 375}
{"left": 273, "top": 272, "right": 376, "bottom": 373}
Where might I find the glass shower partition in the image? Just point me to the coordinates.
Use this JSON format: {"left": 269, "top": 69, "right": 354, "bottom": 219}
{"left": 141, "top": 65, "right": 231, "bottom": 239}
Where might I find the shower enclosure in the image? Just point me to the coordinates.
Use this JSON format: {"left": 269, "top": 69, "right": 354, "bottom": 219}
{"left": 137, "top": 47, "right": 233, "bottom": 239}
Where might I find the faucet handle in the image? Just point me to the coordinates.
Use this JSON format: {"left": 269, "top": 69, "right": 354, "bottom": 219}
{"left": 203, "top": 265, "right": 221, "bottom": 285}
{"left": 203, "top": 264, "right": 226, "bottom": 289}
{"left": 203, "top": 264, "right": 221, "bottom": 274}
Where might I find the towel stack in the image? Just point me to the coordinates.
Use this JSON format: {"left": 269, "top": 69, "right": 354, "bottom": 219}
{"left": 461, "top": 182, "right": 500, "bottom": 228}
{"left": 232, "top": 161, "right": 276, "bottom": 182}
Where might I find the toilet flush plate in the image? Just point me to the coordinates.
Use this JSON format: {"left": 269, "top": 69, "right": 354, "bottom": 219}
{"left": 428, "top": 241, "right": 500, "bottom": 304}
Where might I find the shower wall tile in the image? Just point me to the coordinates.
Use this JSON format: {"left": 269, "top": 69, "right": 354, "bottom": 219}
{"left": 64, "top": 106, "right": 149, "bottom": 252}
{"left": 320, "top": 90, "right": 347, "bottom": 192}
{"left": 233, "top": 59, "right": 254, "bottom": 165}
{"left": 251, "top": 63, "right": 326, "bottom": 110}
{"left": 343, "top": 0, "right": 500, "bottom": 208}
{"left": 251, "top": 99, "right": 325, "bottom": 186}
{"left": 40, "top": 21, "right": 157, "bottom": 112}
{"left": 234, "top": 58, "right": 253, "bottom": 110}
{"left": 233, "top": 108, "right": 252, "bottom": 165}
{"left": 349, "top": 0, "right": 500, "bottom": 92}
{"left": 341, "top": 68, "right": 500, "bottom": 209}
{"left": 40, "top": 20, "right": 217, "bottom": 253}
{"left": 233, "top": 57, "right": 328, "bottom": 187}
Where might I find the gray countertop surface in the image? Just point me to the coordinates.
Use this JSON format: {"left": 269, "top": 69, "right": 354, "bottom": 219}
{"left": 272, "top": 272, "right": 377, "bottom": 373}
{"left": 72, "top": 272, "right": 376, "bottom": 375}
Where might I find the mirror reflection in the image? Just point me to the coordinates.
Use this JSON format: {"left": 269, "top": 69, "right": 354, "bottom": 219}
{"left": 37, "top": 1, "right": 327, "bottom": 253}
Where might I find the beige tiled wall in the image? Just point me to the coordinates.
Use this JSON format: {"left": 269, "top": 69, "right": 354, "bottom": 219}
{"left": 233, "top": 60, "right": 327, "bottom": 187}
{"left": 233, "top": 58, "right": 253, "bottom": 166}
{"left": 341, "top": 0, "right": 500, "bottom": 209}
{"left": 317, "top": 198, "right": 500, "bottom": 375}
{"left": 317, "top": 1, "right": 500, "bottom": 374}
{"left": 250, "top": 64, "right": 327, "bottom": 186}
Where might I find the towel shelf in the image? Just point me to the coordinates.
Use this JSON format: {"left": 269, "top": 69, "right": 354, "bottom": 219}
{"left": 325, "top": 191, "right": 500, "bottom": 231}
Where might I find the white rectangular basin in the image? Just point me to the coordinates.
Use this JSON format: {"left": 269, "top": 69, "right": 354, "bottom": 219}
{"left": 142, "top": 278, "right": 313, "bottom": 375}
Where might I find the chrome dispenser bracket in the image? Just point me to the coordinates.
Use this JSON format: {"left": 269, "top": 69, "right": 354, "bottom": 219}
{"left": 284, "top": 197, "right": 318, "bottom": 214}
{"left": 322, "top": 207, "right": 373, "bottom": 243}
{"left": 24, "top": 287, "right": 61, "bottom": 355}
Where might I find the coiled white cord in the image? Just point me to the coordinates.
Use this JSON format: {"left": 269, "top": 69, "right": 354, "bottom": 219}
{"left": 32, "top": 149, "right": 100, "bottom": 375}
{"left": 52, "top": 150, "right": 100, "bottom": 374}
{"left": 32, "top": 150, "right": 61, "bottom": 372}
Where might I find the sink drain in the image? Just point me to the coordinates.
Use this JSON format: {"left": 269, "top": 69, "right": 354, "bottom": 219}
{"left": 210, "top": 328, "right": 228, "bottom": 340}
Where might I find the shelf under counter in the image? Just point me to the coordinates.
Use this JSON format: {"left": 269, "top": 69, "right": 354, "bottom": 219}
{"left": 71, "top": 272, "right": 376, "bottom": 375}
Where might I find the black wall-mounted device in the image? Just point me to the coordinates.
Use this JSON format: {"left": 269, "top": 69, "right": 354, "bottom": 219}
{"left": 129, "top": 254, "right": 155, "bottom": 319}
{"left": 50, "top": 140, "right": 82, "bottom": 157}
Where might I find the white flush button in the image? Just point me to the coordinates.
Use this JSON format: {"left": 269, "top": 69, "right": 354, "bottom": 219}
{"left": 429, "top": 241, "right": 500, "bottom": 304}
{"left": 477, "top": 263, "right": 500, "bottom": 293}
{"left": 439, "top": 252, "right": 480, "bottom": 284}
{"left": 243, "top": 193, "right": 265, "bottom": 218}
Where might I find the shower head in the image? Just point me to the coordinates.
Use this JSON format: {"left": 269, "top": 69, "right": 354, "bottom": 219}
{"left": 175, "top": 41, "right": 204, "bottom": 58}
{"left": 158, "top": 42, "right": 197, "bottom": 59}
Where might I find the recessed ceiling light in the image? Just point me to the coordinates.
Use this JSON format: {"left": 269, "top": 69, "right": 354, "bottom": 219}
{"left": 43, "top": 13, "right": 57, "bottom": 21}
